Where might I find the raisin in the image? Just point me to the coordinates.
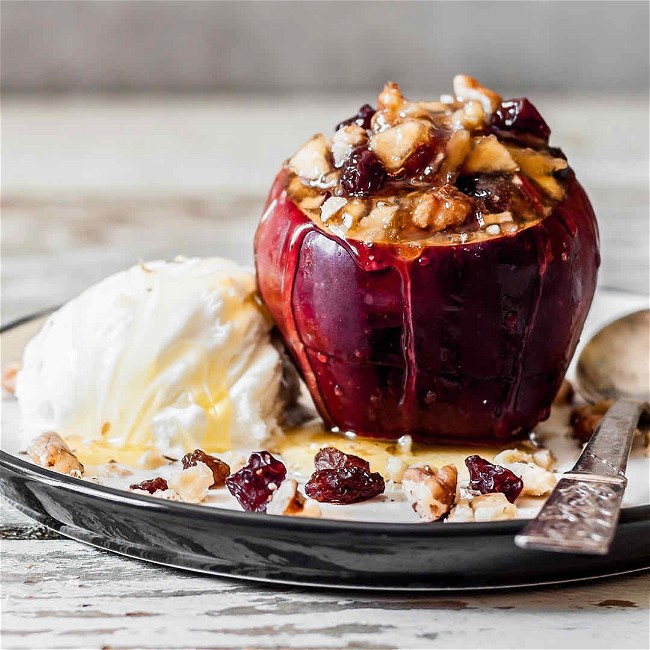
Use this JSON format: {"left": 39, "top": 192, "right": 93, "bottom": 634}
{"left": 130, "top": 477, "right": 168, "bottom": 494}
{"left": 465, "top": 455, "right": 523, "bottom": 503}
{"left": 181, "top": 449, "right": 230, "bottom": 489}
{"left": 491, "top": 98, "right": 551, "bottom": 144}
{"left": 225, "top": 451, "right": 287, "bottom": 512}
{"left": 336, "top": 104, "right": 375, "bottom": 131}
{"left": 314, "top": 446, "right": 370, "bottom": 471}
{"left": 305, "top": 466, "right": 385, "bottom": 504}
{"left": 340, "top": 147, "right": 386, "bottom": 196}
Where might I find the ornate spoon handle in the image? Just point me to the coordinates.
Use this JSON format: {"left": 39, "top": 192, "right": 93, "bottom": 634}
{"left": 515, "top": 399, "right": 645, "bottom": 555}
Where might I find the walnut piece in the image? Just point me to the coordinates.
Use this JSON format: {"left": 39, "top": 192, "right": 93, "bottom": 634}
{"left": 402, "top": 463, "right": 458, "bottom": 522}
{"left": 446, "top": 498, "right": 475, "bottom": 523}
{"left": 27, "top": 432, "right": 84, "bottom": 477}
{"left": 453, "top": 75, "right": 502, "bottom": 116}
{"left": 452, "top": 100, "right": 486, "bottom": 131}
{"left": 493, "top": 449, "right": 557, "bottom": 496}
{"left": 470, "top": 493, "right": 517, "bottom": 522}
{"left": 167, "top": 461, "right": 213, "bottom": 503}
{"left": 373, "top": 82, "right": 408, "bottom": 129}
{"left": 447, "top": 493, "right": 517, "bottom": 523}
{"left": 385, "top": 456, "right": 408, "bottom": 483}
{"left": 2, "top": 363, "right": 20, "bottom": 395}
{"left": 267, "top": 479, "right": 322, "bottom": 518}
{"left": 411, "top": 185, "right": 472, "bottom": 232}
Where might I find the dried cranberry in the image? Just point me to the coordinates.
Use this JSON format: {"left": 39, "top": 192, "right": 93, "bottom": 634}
{"left": 465, "top": 455, "right": 523, "bottom": 503}
{"left": 181, "top": 449, "right": 230, "bottom": 489}
{"left": 491, "top": 98, "right": 551, "bottom": 144}
{"left": 340, "top": 147, "right": 386, "bottom": 197}
{"left": 130, "top": 477, "right": 168, "bottom": 494}
{"left": 305, "top": 445, "right": 385, "bottom": 504}
{"left": 314, "top": 446, "right": 370, "bottom": 471}
{"left": 225, "top": 451, "right": 287, "bottom": 512}
{"left": 305, "top": 466, "right": 385, "bottom": 504}
{"left": 336, "top": 104, "right": 375, "bottom": 131}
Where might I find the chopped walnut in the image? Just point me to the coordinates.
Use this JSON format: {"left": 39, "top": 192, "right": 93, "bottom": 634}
{"left": 446, "top": 498, "right": 475, "bottom": 523}
{"left": 402, "top": 463, "right": 458, "bottom": 522}
{"left": 385, "top": 456, "right": 408, "bottom": 483}
{"left": 493, "top": 449, "right": 557, "bottom": 496}
{"left": 452, "top": 100, "right": 486, "bottom": 131}
{"left": 27, "top": 432, "right": 84, "bottom": 477}
{"left": 532, "top": 448, "right": 554, "bottom": 471}
{"left": 267, "top": 479, "right": 322, "bottom": 518}
{"left": 2, "top": 363, "right": 20, "bottom": 395}
{"left": 332, "top": 124, "right": 367, "bottom": 168}
{"left": 373, "top": 82, "right": 408, "bottom": 129}
{"left": 463, "top": 135, "right": 519, "bottom": 174}
{"left": 167, "top": 461, "right": 213, "bottom": 503}
{"left": 470, "top": 493, "right": 517, "bottom": 522}
{"left": 369, "top": 119, "right": 431, "bottom": 173}
{"left": 289, "top": 134, "right": 332, "bottom": 181}
{"left": 453, "top": 74, "right": 502, "bottom": 116}
{"left": 411, "top": 185, "right": 472, "bottom": 232}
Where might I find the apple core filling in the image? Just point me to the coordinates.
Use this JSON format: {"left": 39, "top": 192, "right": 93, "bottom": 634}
{"left": 285, "top": 75, "right": 569, "bottom": 245}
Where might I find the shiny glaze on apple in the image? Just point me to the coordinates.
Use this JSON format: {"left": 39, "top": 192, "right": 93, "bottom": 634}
{"left": 255, "top": 170, "right": 599, "bottom": 444}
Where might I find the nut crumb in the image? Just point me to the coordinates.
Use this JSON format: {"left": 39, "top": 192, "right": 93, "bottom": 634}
{"left": 168, "top": 461, "right": 213, "bottom": 503}
{"left": 471, "top": 493, "right": 517, "bottom": 521}
{"left": 27, "top": 432, "right": 84, "bottom": 477}
{"left": 453, "top": 74, "right": 502, "bottom": 115}
{"left": 2, "top": 363, "right": 20, "bottom": 395}
{"left": 493, "top": 448, "right": 557, "bottom": 496}
{"left": 385, "top": 456, "right": 408, "bottom": 483}
{"left": 267, "top": 479, "right": 322, "bottom": 518}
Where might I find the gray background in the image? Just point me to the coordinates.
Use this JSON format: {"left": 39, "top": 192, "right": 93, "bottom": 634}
{"left": 2, "top": 0, "right": 649, "bottom": 94}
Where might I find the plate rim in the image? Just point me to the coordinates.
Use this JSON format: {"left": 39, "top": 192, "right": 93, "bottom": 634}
{"left": 3, "top": 309, "right": 649, "bottom": 537}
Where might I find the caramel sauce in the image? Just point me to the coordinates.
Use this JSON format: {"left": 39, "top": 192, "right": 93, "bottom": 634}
{"left": 272, "top": 420, "right": 511, "bottom": 481}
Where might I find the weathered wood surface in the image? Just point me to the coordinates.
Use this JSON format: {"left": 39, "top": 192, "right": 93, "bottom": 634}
{"left": 2, "top": 527, "right": 649, "bottom": 650}
{"left": 1, "top": 95, "right": 649, "bottom": 649}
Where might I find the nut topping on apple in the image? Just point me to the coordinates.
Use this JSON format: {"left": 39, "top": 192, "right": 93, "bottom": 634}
{"left": 255, "top": 75, "right": 599, "bottom": 443}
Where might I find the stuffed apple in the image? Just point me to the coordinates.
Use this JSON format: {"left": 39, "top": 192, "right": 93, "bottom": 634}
{"left": 255, "top": 76, "right": 599, "bottom": 444}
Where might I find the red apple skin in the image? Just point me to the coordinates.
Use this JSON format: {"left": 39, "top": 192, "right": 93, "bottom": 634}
{"left": 255, "top": 170, "right": 600, "bottom": 444}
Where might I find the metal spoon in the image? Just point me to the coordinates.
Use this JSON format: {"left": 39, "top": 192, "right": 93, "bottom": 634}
{"left": 515, "top": 309, "right": 649, "bottom": 555}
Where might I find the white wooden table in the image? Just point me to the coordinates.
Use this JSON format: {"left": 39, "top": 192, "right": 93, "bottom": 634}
{"left": 1, "top": 95, "right": 649, "bottom": 649}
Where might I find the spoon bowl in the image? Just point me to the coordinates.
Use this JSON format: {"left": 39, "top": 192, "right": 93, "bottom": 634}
{"left": 576, "top": 309, "right": 650, "bottom": 404}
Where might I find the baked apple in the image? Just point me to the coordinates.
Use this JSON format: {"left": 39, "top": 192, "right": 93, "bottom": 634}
{"left": 255, "top": 75, "right": 599, "bottom": 444}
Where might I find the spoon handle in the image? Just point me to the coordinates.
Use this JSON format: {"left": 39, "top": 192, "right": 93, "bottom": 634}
{"left": 515, "top": 399, "right": 644, "bottom": 555}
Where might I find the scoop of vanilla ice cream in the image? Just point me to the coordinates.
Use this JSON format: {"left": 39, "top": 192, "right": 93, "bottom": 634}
{"left": 16, "top": 257, "right": 287, "bottom": 458}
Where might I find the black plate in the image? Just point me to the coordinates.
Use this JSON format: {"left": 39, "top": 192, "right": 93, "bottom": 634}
{"left": 1, "top": 312, "right": 649, "bottom": 590}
